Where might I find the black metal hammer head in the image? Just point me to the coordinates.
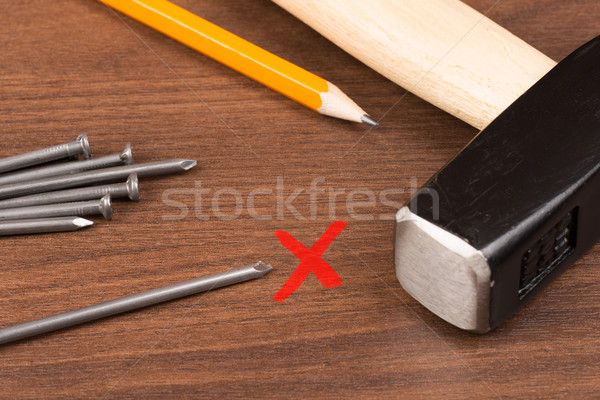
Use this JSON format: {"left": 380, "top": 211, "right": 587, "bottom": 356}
{"left": 395, "top": 36, "right": 600, "bottom": 333}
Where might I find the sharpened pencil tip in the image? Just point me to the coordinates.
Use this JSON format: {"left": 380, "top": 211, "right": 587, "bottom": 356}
{"left": 253, "top": 261, "right": 273, "bottom": 275}
{"left": 361, "top": 115, "right": 379, "bottom": 127}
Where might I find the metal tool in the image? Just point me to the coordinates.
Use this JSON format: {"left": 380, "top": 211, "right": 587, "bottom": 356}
{"left": 0, "top": 174, "right": 139, "bottom": 209}
{"left": 0, "top": 134, "right": 91, "bottom": 174}
{"left": 0, "top": 194, "right": 113, "bottom": 221}
{"left": 276, "top": 0, "right": 600, "bottom": 332}
{"left": 396, "top": 39, "right": 600, "bottom": 332}
{"left": 0, "top": 143, "right": 132, "bottom": 186}
{"left": 0, "top": 217, "right": 93, "bottom": 236}
{"left": 0, "top": 262, "right": 272, "bottom": 345}
{"left": 0, "top": 159, "right": 196, "bottom": 199}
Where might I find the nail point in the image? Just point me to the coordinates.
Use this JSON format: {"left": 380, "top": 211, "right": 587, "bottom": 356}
{"left": 181, "top": 160, "right": 197, "bottom": 171}
{"left": 253, "top": 261, "right": 273, "bottom": 274}
{"left": 73, "top": 218, "right": 94, "bottom": 228}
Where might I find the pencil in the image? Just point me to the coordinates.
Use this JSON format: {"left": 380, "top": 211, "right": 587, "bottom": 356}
{"left": 98, "top": 0, "right": 377, "bottom": 126}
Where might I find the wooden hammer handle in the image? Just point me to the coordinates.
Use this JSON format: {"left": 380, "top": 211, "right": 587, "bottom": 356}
{"left": 272, "top": 0, "right": 557, "bottom": 130}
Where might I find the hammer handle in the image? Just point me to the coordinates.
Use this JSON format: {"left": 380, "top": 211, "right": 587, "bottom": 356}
{"left": 272, "top": 0, "right": 557, "bottom": 130}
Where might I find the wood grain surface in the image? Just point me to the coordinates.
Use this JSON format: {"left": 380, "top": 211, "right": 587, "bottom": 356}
{"left": 0, "top": 0, "right": 598, "bottom": 398}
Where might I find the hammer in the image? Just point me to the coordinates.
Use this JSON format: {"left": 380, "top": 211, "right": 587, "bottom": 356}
{"left": 272, "top": 0, "right": 600, "bottom": 332}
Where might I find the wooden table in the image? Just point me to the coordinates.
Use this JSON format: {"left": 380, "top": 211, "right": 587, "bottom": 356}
{"left": 1, "top": 0, "right": 598, "bottom": 398}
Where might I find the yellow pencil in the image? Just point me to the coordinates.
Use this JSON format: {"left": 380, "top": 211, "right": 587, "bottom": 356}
{"left": 98, "top": 0, "right": 377, "bottom": 126}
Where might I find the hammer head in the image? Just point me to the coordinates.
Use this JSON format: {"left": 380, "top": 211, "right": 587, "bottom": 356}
{"left": 395, "top": 36, "right": 600, "bottom": 332}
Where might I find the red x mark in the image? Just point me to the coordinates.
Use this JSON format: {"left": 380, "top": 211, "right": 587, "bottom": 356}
{"left": 273, "top": 221, "right": 347, "bottom": 302}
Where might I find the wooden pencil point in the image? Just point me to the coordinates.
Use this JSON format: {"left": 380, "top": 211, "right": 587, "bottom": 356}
{"left": 99, "top": 0, "right": 373, "bottom": 124}
{"left": 361, "top": 115, "right": 379, "bottom": 127}
{"left": 317, "top": 81, "right": 373, "bottom": 123}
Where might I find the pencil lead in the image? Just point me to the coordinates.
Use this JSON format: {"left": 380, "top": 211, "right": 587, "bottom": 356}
{"left": 361, "top": 115, "right": 379, "bottom": 127}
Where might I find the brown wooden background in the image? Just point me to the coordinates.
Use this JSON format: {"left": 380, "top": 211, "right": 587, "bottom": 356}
{"left": 1, "top": 0, "right": 599, "bottom": 398}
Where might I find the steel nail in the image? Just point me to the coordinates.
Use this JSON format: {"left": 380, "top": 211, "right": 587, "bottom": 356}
{"left": 0, "top": 217, "right": 93, "bottom": 236}
{"left": 0, "top": 133, "right": 92, "bottom": 174}
{"left": 0, "top": 174, "right": 140, "bottom": 209}
{"left": 0, "top": 262, "right": 272, "bottom": 345}
{"left": 0, "top": 143, "right": 133, "bottom": 186}
{"left": 0, "top": 194, "right": 113, "bottom": 221}
{"left": 0, "top": 159, "right": 195, "bottom": 200}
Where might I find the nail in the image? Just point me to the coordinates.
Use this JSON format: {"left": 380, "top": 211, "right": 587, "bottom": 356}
{"left": 0, "top": 194, "right": 113, "bottom": 221}
{"left": 0, "top": 174, "right": 140, "bottom": 209}
{"left": 0, "top": 159, "right": 195, "bottom": 200}
{"left": 0, "top": 143, "right": 133, "bottom": 186}
{"left": 0, "top": 217, "right": 94, "bottom": 236}
{"left": 0, "top": 133, "right": 92, "bottom": 174}
{"left": 0, "top": 262, "right": 272, "bottom": 345}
